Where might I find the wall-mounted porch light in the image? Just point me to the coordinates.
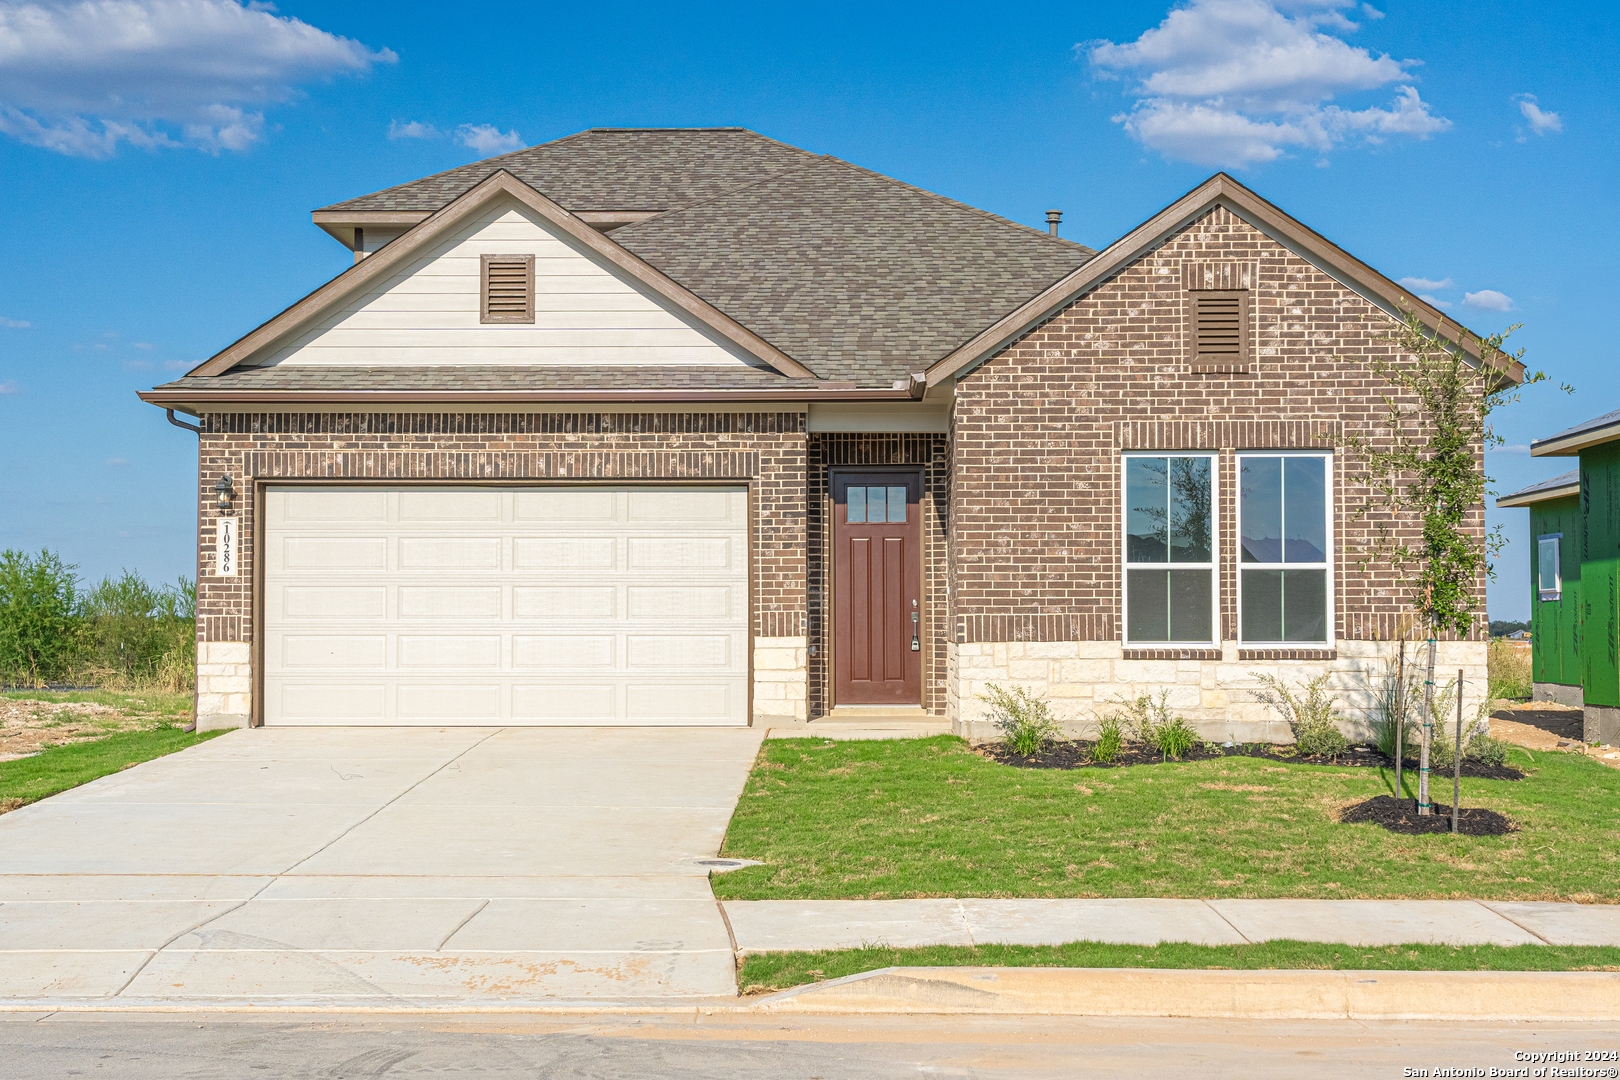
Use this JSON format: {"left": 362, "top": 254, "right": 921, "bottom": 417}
{"left": 213, "top": 474, "right": 236, "bottom": 515}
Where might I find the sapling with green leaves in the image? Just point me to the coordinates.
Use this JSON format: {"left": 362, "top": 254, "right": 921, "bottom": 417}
{"left": 1343, "top": 306, "right": 1562, "bottom": 813}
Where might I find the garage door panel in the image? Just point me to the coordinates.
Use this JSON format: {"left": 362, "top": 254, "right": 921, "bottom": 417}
{"left": 513, "top": 586, "right": 616, "bottom": 620}
{"left": 513, "top": 537, "right": 616, "bottom": 570}
{"left": 280, "top": 586, "right": 386, "bottom": 620}
{"left": 399, "top": 586, "right": 502, "bottom": 620}
{"left": 283, "top": 537, "right": 387, "bottom": 571}
{"left": 398, "top": 635, "right": 501, "bottom": 669}
{"left": 514, "top": 489, "right": 616, "bottom": 521}
{"left": 399, "top": 537, "right": 502, "bottom": 570}
{"left": 264, "top": 485, "right": 748, "bottom": 726}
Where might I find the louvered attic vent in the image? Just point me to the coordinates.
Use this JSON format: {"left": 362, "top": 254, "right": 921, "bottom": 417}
{"left": 1189, "top": 290, "right": 1249, "bottom": 373}
{"left": 481, "top": 254, "right": 535, "bottom": 324}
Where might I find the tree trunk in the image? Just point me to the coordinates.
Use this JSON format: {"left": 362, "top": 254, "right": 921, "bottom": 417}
{"left": 1394, "top": 639, "right": 1405, "bottom": 799}
{"left": 1419, "top": 625, "right": 1437, "bottom": 815}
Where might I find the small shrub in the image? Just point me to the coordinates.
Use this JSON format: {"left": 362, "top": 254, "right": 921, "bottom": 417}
{"left": 1488, "top": 638, "right": 1532, "bottom": 701}
{"left": 1154, "top": 716, "right": 1198, "bottom": 760}
{"left": 1426, "top": 689, "right": 1507, "bottom": 770}
{"left": 1091, "top": 714, "right": 1123, "bottom": 763}
{"left": 980, "top": 684, "right": 1062, "bottom": 756}
{"left": 1105, "top": 691, "right": 1198, "bottom": 760}
{"left": 1252, "top": 672, "right": 1350, "bottom": 757}
{"left": 1370, "top": 650, "right": 1422, "bottom": 760}
{"left": 0, "top": 549, "right": 82, "bottom": 687}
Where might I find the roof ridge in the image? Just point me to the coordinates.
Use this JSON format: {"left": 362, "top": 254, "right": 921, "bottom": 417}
{"left": 313, "top": 129, "right": 591, "bottom": 214}
{"left": 819, "top": 155, "right": 1096, "bottom": 255}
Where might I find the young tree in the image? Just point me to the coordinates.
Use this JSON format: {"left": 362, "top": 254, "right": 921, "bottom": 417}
{"left": 1345, "top": 307, "right": 1556, "bottom": 814}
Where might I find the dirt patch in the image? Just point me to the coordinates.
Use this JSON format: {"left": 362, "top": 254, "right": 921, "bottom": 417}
{"left": 979, "top": 740, "right": 1525, "bottom": 780}
{"left": 1339, "top": 794, "right": 1517, "bottom": 836}
{"left": 1489, "top": 702, "right": 1620, "bottom": 771}
{"left": 0, "top": 698, "right": 150, "bottom": 761}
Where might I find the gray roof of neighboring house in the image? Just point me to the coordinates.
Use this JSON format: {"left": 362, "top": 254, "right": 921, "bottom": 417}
{"left": 610, "top": 157, "right": 1092, "bottom": 383}
{"left": 317, "top": 129, "right": 821, "bottom": 213}
{"left": 1533, "top": 407, "right": 1620, "bottom": 453}
{"left": 152, "top": 366, "right": 820, "bottom": 393}
{"left": 1496, "top": 469, "right": 1580, "bottom": 507}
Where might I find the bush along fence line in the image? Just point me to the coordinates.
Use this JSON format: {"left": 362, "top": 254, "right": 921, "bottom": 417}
{"left": 0, "top": 549, "right": 195, "bottom": 691}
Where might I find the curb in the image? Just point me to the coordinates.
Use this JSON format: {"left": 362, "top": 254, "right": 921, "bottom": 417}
{"left": 5, "top": 967, "right": 1619, "bottom": 1019}
{"left": 744, "top": 966, "right": 1620, "bottom": 1021}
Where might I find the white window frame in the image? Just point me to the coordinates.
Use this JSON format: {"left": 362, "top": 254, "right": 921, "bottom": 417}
{"left": 1537, "top": 534, "right": 1562, "bottom": 602}
{"left": 1235, "top": 451, "right": 1335, "bottom": 648}
{"left": 1120, "top": 452, "right": 1219, "bottom": 647}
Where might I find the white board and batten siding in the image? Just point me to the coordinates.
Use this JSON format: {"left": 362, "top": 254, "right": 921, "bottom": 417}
{"left": 249, "top": 197, "right": 754, "bottom": 368}
{"left": 262, "top": 485, "right": 749, "bottom": 726}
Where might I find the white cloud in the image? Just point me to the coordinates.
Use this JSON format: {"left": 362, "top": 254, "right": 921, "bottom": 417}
{"left": 1463, "top": 289, "right": 1515, "bottom": 312}
{"left": 133, "top": 341, "right": 154, "bottom": 350}
{"left": 0, "top": 315, "right": 30, "bottom": 327}
{"left": 1491, "top": 444, "right": 1530, "bottom": 455}
{"left": 1087, "top": 0, "right": 1449, "bottom": 167}
{"left": 388, "top": 119, "right": 439, "bottom": 140}
{"left": 457, "top": 123, "right": 523, "bottom": 156}
{"left": 162, "top": 359, "right": 187, "bottom": 370}
{"left": 1514, "top": 93, "right": 1562, "bottom": 138}
{"left": 105, "top": 457, "right": 128, "bottom": 466}
{"left": 0, "top": 380, "right": 19, "bottom": 394}
{"left": 1417, "top": 293, "right": 1450, "bottom": 310}
{"left": 1399, "top": 275, "right": 1453, "bottom": 291}
{"left": 0, "top": 0, "right": 396, "bottom": 158}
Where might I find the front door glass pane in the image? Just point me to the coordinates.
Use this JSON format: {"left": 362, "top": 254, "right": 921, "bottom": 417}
{"left": 886, "top": 486, "right": 907, "bottom": 523}
{"left": 846, "top": 486, "right": 867, "bottom": 523}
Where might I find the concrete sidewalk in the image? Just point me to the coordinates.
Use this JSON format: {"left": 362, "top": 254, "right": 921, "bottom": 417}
{"left": 721, "top": 898, "right": 1620, "bottom": 952}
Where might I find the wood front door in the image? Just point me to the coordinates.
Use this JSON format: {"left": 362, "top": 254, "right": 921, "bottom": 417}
{"left": 833, "top": 470, "right": 923, "bottom": 705}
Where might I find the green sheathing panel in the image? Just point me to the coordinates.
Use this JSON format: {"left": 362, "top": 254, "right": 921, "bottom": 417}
{"left": 1582, "top": 443, "right": 1620, "bottom": 708}
{"left": 1530, "top": 496, "right": 1581, "bottom": 685}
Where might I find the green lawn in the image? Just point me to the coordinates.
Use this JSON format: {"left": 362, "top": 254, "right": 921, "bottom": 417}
{"left": 739, "top": 941, "right": 1620, "bottom": 993}
{"left": 1, "top": 688, "right": 195, "bottom": 718}
{"left": 714, "top": 736, "right": 1620, "bottom": 902}
{"left": 0, "top": 725, "right": 225, "bottom": 811}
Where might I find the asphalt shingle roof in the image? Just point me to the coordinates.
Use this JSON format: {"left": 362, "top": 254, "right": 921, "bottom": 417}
{"left": 1499, "top": 469, "right": 1579, "bottom": 504}
{"left": 611, "top": 157, "right": 1092, "bottom": 383}
{"left": 318, "top": 129, "right": 820, "bottom": 213}
{"left": 1534, "top": 408, "right": 1620, "bottom": 450}
{"left": 155, "top": 366, "right": 820, "bottom": 393}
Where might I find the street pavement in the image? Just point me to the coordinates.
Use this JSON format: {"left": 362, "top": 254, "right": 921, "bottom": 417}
{"left": 2, "top": 1011, "right": 1616, "bottom": 1079}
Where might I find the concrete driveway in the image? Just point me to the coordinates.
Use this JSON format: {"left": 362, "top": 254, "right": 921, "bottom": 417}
{"left": 0, "top": 726, "right": 763, "bottom": 1007}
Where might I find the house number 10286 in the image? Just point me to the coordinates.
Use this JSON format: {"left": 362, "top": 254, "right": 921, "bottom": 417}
{"left": 216, "top": 517, "right": 238, "bottom": 577}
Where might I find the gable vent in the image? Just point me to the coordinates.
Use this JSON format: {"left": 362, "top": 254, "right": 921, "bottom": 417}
{"left": 481, "top": 254, "right": 535, "bottom": 324}
{"left": 1189, "top": 291, "right": 1250, "bottom": 373}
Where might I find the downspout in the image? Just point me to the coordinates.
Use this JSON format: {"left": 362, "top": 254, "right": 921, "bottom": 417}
{"left": 163, "top": 408, "right": 202, "bottom": 731}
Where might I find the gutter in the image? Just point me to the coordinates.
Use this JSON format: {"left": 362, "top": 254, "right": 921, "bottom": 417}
{"left": 138, "top": 385, "right": 920, "bottom": 414}
{"left": 1496, "top": 482, "right": 1580, "bottom": 508}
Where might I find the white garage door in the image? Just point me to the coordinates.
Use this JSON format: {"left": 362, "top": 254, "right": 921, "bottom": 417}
{"left": 262, "top": 485, "right": 749, "bottom": 726}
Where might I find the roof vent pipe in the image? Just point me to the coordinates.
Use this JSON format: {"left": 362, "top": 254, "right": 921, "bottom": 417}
{"left": 1046, "top": 210, "right": 1062, "bottom": 237}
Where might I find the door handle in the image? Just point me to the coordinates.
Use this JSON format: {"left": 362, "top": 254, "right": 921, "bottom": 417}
{"left": 910, "top": 611, "right": 920, "bottom": 652}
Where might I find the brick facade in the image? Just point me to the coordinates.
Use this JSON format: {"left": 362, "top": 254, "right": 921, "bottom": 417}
{"left": 947, "top": 206, "right": 1488, "bottom": 738}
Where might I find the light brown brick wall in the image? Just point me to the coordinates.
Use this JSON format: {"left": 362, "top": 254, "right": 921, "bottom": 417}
{"left": 194, "top": 412, "right": 809, "bottom": 666}
{"left": 950, "top": 205, "right": 1487, "bottom": 646}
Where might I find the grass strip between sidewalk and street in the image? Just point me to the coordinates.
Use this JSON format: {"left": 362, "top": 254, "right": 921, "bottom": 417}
{"left": 715, "top": 735, "right": 1620, "bottom": 902}
{"left": 738, "top": 940, "right": 1620, "bottom": 993}
{"left": 1, "top": 725, "right": 226, "bottom": 812}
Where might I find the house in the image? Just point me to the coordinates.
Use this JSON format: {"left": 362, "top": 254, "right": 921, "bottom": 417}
{"left": 140, "top": 128, "right": 1508, "bottom": 741}
{"left": 1497, "top": 408, "right": 1620, "bottom": 745}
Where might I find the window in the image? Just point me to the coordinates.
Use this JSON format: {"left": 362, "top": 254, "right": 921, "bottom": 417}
{"left": 1189, "top": 290, "right": 1249, "bottom": 372}
{"left": 1238, "top": 454, "right": 1331, "bottom": 644}
{"left": 1123, "top": 455, "right": 1216, "bottom": 643}
{"left": 481, "top": 254, "right": 534, "bottom": 323}
{"left": 846, "top": 485, "right": 907, "bottom": 523}
{"left": 1537, "top": 534, "right": 1562, "bottom": 601}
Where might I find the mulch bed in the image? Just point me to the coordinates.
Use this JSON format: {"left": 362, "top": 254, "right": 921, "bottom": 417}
{"left": 1339, "top": 795, "right": 1517, "bottom": 836}
{"left": 979, "top": 740, "right": 1524, "bottom": 781}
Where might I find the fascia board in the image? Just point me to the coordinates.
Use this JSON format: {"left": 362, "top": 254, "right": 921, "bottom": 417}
{"left": 137, "top": 387, "right": 910, "bottom": 410}
{"left": 188, "top": 171, "right": 815, "bottom": 380}
{"left": 1531, "top": 425, "right": 1620, "bottom": 457}
{"left": 926, "top": 174, "right": 1526, "bottom": 388}
{"left": 1496, "top": 483, "right": 1581, "bottom": 507}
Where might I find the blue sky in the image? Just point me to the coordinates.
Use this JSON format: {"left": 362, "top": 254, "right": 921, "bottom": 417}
{"left": 1, "top": 0, "right": 1614, "bottom": 620}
